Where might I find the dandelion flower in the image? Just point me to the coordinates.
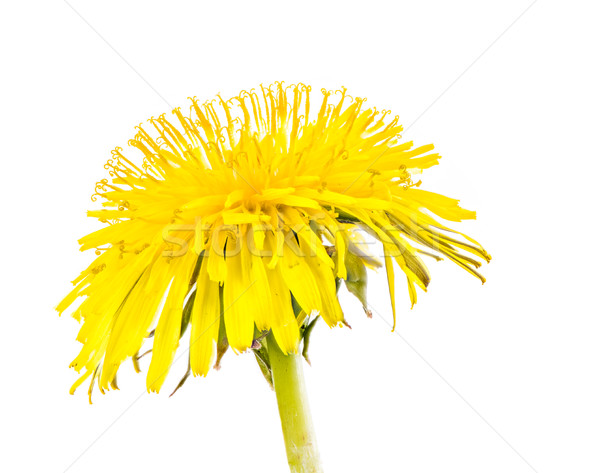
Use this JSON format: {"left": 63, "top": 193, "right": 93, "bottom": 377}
{"left": 58, "top": 82, "right": 489, "bottom": 472}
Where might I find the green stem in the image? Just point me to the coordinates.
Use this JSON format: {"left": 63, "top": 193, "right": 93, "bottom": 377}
{"left": 267, "top": 332, "right": 323, "bottom": 473}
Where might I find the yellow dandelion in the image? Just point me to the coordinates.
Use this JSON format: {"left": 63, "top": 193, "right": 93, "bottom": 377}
{"left": 58, "top": 82, "right": 489, "bottom": 472}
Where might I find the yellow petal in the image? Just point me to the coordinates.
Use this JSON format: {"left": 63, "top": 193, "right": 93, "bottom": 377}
{"left": 223, "top": 252, "right": 254, "bottom": 352}
{"left": 147, "top": 254, "right": 196, "bottom": 393}
{"left": 279, "top": 240, "right": 322, "bottom": 316}
{"left": 190, "top": 258, "right": 221, "bottom": 376}
{"left": 265, "top": 268, "right": 299, "bottom": 354}
{"left": 383, "top": 243, "right": 397, "bottom": 331}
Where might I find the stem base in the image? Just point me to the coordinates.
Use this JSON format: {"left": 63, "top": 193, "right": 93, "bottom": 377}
{"left": 267, "top": 332, "right": 323, "bottom": 473}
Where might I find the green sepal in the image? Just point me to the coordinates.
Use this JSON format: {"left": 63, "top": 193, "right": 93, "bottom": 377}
{"left": 343, "top": 251, "right": 372, "bottom": 317}
{"left": 179, "top": 289, "right": 195, "bottom": 338}
{"left": 253, "top": 345, "right": 273, "bottom": 389}
{"left": 300, "top": 317, "right": 319, "bottom": 365}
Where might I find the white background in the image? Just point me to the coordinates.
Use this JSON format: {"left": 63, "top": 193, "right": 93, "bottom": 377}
{"left": 1, "top": 1, "right": 599, "bottom": 472}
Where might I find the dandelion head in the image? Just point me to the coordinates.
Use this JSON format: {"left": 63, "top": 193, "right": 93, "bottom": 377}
{"left": 57, "top": 82, "right": 490, "bottom": 401}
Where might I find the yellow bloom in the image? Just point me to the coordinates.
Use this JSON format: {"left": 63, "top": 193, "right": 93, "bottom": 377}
{"left": 58, "top": 82, "right": 490, "bottom": 401}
